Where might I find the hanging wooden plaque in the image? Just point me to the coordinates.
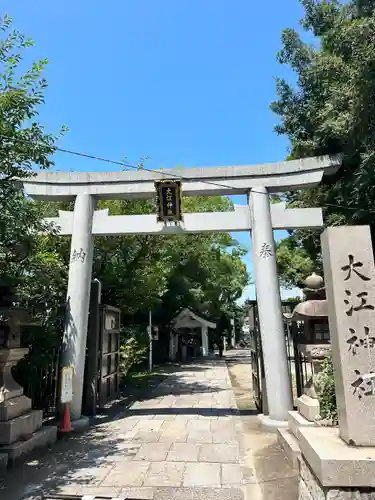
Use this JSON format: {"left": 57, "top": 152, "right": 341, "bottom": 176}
{"left": 155, "top": 180, "right": 182, "bottom": 222}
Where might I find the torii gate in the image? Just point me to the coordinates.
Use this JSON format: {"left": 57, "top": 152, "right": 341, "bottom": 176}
{"left": 22, "top": 154, "right": 341, "bottom": 428}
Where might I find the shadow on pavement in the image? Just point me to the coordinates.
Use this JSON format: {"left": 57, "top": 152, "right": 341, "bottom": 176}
{"left": 0, "top": 358, "right": 230, "bottom": 499}
{"left": 0, "top": 426, "right": 142, "bottom": 499}
{"left": 126, "top": 407, "right": 258, "bottom": 418}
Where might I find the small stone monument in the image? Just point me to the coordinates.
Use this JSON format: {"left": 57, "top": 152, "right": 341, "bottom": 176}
{"left": 296, "top": 226, "right": 375, "bottom": 500}
{"left": 0, "top": 285, "right": 56, "bottom": 469}
{"left": 322, "top": 226, "right": 375, "bottom": 446}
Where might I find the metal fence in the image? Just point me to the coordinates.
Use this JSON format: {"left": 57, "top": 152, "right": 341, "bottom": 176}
{"left": 285, "top": 321, "right": 311, "bottom": 402}
{"left": 249, "top": 300, "right": 310, "bottom": 412}
{"left": 16, "top": 346, "right": 61, "bottom": 419}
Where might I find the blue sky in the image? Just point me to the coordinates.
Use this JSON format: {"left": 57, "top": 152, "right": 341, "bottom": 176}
{"left": 3, "top": 0, "right": 306, "bottom": 300}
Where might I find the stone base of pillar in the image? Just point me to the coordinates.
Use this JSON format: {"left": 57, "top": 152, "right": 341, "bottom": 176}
{"left": 298, "top": 428, "right": 375, "bottom": 499}
{"left": 2, "top": 426, "right": 56, "bottom": 466}
{"left": 0, "top": 346, "right": 57, "bottom": 466}
{"left": 70, "top": 415, "right": 90, "bottom": 433}
{"left": 258, "top": 413, "right": 289, "bottom": 433}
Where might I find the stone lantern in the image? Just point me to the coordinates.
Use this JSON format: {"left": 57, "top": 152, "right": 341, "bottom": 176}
{"left": 283, "top": 273, "right": 331, "bottom": 417}
{"left": 279, "top": 273, "right": 333, "bottom": 466}
{"left": 0, "top": 285, "right": 56, "bottom": 470}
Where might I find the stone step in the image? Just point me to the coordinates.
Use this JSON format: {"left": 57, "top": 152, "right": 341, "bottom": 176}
{"left": 288, "top": 410, "right": 315, "bottom": 439}
{"left": 0, "top": 395, "right": 32, "bottom": 421}
{"left": 1, "top": 425, "right": 57, "bottom": 466}
{"left": 277, "top": 427, "right": 301, "bottom": 469}
{"left": 0, "top": 409, "right": 42, "bottom": 445}
{"left": 297, "top": 394, "right": 320, "bottom": 422}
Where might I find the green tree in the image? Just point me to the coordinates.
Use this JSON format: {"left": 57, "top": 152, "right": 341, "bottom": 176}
{"left": 0, "top": 15, "right": 68, "bottom": 399}
{"left": 88, "top": 195, "right": 249, "bottom": 326}
{"left": 272, "top": 0, "right": 375, "bottom": 286}
{"left": 0, "top": 14, "right": 65, "bottom": 293}
{"left": 276, "top": 236, "right": 315, "bottom": 288}
{"left": 86, "top": 194, "right": 248, "bottom": 367}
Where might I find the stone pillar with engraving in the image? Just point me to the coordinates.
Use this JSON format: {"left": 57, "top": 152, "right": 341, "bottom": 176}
{"left": 249, "top": 187, "right": 293, "bottom": 427}
{"left": 297, "top": 226, "right": 375, "bottom": 500}
{"left": 0, "top": 286, "right": 56, "bottom": 469}
{"left": 62, "top": 193, "right": 95, "bottom": 421}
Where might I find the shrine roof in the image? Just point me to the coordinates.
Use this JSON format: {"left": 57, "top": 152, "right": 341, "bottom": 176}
{"left": 172, "top": 308, "right": 216, "bottom": 330}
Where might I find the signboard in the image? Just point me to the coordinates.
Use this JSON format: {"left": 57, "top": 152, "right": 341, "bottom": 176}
{"left": 155, "top": 180, "right": 182, "bottom": 222}
{"left": 104, "top": 310, "right": 119, "bottom": 331}
{"left": 152, "top": 326, "right": 159, "bottom": 341}
{"left": 60, "top": 366, "right": 74, "bottom": 404}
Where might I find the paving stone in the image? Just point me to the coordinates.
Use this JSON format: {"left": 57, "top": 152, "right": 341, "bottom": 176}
{"left": 0, "top": 357, "right": 252, "bottom": 500}
{"left": 102, "top": 461, "right": 150, "bottom": 487}
{"left": 134, "top": 419, "right": 164, "bottom": 432}
{"left": 119, "top": 487, "right": 155, "bottom": 499}
{"left": 135, "top": 443, "right": 172, "bottom": 461}
{"left": 173, "top": 399, "right": 197, "bottom": 408}
{"left": 197, "top": 413, "right": 218, "bottom": 420}
{"left": 183, "top": 462, "right": 221, "bottom": 487}
{"left": 113, "top": 418, "right": 140, "bottom": 430}
{"left": 167, "top": 443, "right": 201, "bottom": 462}
{"left": 221, "top": 464, "right": 244, "bottom": 485}
{"left": 161, "top": 421, "right": 188, "bottom": 432}
{"left": 187, "top": 420, "right": 211, "bottom": 432}
{"left": 68, "top": 465, "right": 111, "bottom": 486}
{"left": 132, "top": 400, "right": 160, "bottom": 410}
{"left": 199, "top": 444, "right": 239, "bottom": 463}
{"left": 212, "top": 430, "right": 238, "bottom": 444}
{"left": 46, "top": 484, "right": 85, "bottom": 496}
{"left": 175, "top": 414, "right": 198, "bottom": 421}
{"left": 143, "top": 461, "right": 185, "bottom": 487}
{"left": 133, "top": 431, "right": 162, "bottom": 442}
{"left": 211, "top": 420, "right": 235, "bottom": 432}
{"left": 241, "top": 465, "right": 255, "bottom": 484}
{"left": 152, "top": 414, "right": 176, "bottom": 420}
{"left": 187, "top": 431, "right": 213, "bottom": 444}
{"left": 101, "top": 452, "right": 137, "bottom": 463}
{"left": 159, "top": 431, "right": 188, "bottom": 443}
{"left": 73, "top": 485, "right": 122, "bottom": 496}
{"left": 119, "top": 416, "right": 141, "bottom": 425}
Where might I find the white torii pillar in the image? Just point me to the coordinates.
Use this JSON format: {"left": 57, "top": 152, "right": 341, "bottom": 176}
{"left": 61, "top": 193, "right": 95, "bottom": 421}
{"left": 249, "top": 187, "right": 293, "bottom": 428}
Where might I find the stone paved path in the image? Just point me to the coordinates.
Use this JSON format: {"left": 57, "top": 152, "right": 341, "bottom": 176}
{"left": 0, "top": 357, "right": 257, "bottom": 500}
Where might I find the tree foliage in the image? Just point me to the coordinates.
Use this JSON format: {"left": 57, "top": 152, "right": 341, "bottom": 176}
{"left": 272, "top": 0, "right": 375, "bottom": 286}
{"left": 34, "top": 195, "right": 249, "bottom": 369}
{"left": 0, "top": 14, "right": 65, "bottom": 302}
{"left": 316, "top": 355, "right": 338, "bottom": 424}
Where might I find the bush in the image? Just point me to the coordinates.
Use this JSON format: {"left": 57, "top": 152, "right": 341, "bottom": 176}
{"left": 119, "top": 325, "right": 148, "bottom": 379}
{"left": 315, "top": 356, "right": 338, "bottom": 425}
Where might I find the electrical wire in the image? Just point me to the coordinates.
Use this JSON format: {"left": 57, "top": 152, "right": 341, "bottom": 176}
{"left": 1, "top": 133, "right": 267, "bottom": 193}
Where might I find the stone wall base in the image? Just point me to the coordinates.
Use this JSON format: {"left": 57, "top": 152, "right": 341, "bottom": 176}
{"left": 299, "top": 456, "right": 375, "bottom": 500}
